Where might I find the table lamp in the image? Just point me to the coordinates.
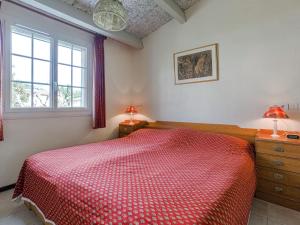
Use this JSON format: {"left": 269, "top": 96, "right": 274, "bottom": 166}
{"left": 125, "top": 105, "right": 138, "bottom": 125}
{"left": 263, "top": 105, "right": 289, "bottom": 138}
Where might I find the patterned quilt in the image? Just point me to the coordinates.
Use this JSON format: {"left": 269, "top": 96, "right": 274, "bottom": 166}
{"left": 13, "top": 128, "right": 256, "bottom": 225}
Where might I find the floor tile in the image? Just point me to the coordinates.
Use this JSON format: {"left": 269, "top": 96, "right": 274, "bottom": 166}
{"left": 267, "top": 202, "right": 300, "bottom": 225}
{"left": 267, "top": 218, "right": 287, "bottom": 225}
{"left": 248, "top": 213, "right": 268, "bottom": 225}
{"left": 0, "top": 190, "right": 42, "bottom": 225}
{"left": 252, "top": 198, "right": 269, "bottom": 217}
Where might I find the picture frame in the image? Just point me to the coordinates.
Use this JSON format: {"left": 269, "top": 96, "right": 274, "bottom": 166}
{"left": 174, "top": 43, "right": 219, "bottom": 85}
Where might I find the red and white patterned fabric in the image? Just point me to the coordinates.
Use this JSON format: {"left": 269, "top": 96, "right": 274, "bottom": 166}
{"left": 13, "top": 128, "right": 256, "bottom": 225}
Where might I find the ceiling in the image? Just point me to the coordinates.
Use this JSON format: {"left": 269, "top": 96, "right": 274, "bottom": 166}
{"left": 61, "top": 0, "right": 198, "bottom": 38}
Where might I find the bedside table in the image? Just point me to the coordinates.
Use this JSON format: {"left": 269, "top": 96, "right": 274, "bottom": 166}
{"left": 119, "top": 120, "right": 148, "bottom": 138}
{"left": 255, "top": 130, "right": 300, "bottom": 211}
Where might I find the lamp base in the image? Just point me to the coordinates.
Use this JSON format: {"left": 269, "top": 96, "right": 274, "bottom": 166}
{"left": 271, "top": 119, "right": 279, "bottom": 139}
{"left": 271, "top": 134, "right": 280, "bottom": 139}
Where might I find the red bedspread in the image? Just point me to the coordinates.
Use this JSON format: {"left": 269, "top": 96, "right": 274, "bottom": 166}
{"left": 13, "top": 128, "right": 256, "bottom": 225}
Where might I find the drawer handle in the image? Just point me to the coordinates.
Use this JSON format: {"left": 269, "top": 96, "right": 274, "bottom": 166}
{"left": 273, "top": 173, "right": 284, "bottom": 180}
{"left": 273, "top": 146, "right": 284, "bottom": 153}
{"left": 273, "top": 160, "right": 284, "bottom": 167}
{"left": 274, "top": 186, "right": 283, "bottom": 193}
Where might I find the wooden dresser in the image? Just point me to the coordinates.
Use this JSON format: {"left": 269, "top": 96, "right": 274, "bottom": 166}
{"left": 255, "top": 130, "right": 300, "bottom": 211}
{"left": 119, "top": 120, "right": 148, "bottom": 138}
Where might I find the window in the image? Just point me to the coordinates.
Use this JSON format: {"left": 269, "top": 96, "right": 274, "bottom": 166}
{"left": 9, "top": 26, "right": 88, "bottom": 112}
{"left": 57, "top": 41, "right": 87, "bottom": 108}
{"left": 11, "top": 27, "right": 51, "bottom": 108}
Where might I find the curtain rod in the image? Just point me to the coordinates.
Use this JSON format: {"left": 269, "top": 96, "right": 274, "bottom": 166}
{"left": 3, "top": 0, "right": 97, "bottom": 36}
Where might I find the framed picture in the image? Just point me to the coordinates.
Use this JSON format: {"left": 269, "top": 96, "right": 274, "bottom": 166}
{"left": 174, "top": 43, "right": 219, "bottom": 85}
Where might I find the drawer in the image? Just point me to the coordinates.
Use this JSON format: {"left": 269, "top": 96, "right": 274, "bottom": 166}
{"left": 256, "top": 153, "right": 300, "bottom": 173}
{"left": 257, "top": 179, "right": 300, "bottom": 201}
{"left": 256, "top": 191, "right": 300, "bottom": 211}
{"left": 119, "top": 126, "right": 135, "bottom": 134}
{"left": 256, "top": 141, "right": 300, "bottom": 159}
{"left": 257, "top": 166, "right": 300, "bottom": 188}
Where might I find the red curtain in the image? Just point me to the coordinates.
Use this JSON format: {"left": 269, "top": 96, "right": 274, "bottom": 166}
{"left": 0, "top": 21, "right": 4, "bottom": 141}
{"left": 93, "top": 35, "right": 107, "bottom": 129}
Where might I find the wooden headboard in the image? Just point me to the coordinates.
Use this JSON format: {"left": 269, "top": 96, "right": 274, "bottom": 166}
{"left": 144, "top": 121, "right": 258, "bottom": 145}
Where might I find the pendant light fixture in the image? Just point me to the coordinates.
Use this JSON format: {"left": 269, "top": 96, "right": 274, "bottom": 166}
{"left": 93, "top": 0, "right": 128, "bottom": 32}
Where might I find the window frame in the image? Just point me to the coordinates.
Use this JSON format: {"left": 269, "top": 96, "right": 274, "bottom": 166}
{"left": 4, "top": 25, "right": 92, "bottom": 118}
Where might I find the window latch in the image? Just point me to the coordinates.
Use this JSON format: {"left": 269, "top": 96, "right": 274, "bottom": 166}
{"left": 53, "top": 81, "right": 58, "bottom": 91}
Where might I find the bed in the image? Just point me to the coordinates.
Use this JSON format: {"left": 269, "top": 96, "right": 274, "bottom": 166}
{"left": 13, "top": 125, "right": 256, "bottom": 225}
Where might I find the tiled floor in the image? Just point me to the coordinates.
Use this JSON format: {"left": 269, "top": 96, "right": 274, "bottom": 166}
{"left": 0, "top": 189, "right": 299, "bottom": 225}
{"left": 249, "top": 198, "right": 300, "bottom": 225}
{"left": 0, "top": 190, "right": 42, "bottom": 225}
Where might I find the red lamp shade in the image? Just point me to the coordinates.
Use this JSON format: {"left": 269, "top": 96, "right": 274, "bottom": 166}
{"left": 125, "top": 106, "right": 138, "bottom": 114}
{"left": 263, "top": 105, "right": 289, "bottom": 119}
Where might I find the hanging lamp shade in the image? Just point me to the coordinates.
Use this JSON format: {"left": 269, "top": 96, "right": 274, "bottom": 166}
{"left": 93, "top": 0, "right": 128, "bottom": 32}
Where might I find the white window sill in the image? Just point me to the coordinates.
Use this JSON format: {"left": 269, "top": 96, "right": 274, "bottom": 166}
{"left": 3, "top": 109, "right": 92, "bottom": 120}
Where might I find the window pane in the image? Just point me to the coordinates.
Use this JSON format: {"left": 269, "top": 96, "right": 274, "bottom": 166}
{"left": 58, "top": 64, "right": 71, "bottom": 85}
{"left": 72, "top": 88, "right": 84, "bottom": 107}
{"left": 11, "top": 82, "right": 31, "bottom": 108}
{"left": 33, "top": 84, "right": 50, "bottom": 107}
{"left": 11, "top": 55, "right": 32, "bottom": 82}
{"left": 58, "top": 86, "right": 71, "bottom": 107}
{"left": 58, "top": 45, "right": 71, "bottom": 65}
{"left": 11, "top": 32, "right": 32, "bottom": 57}
{"left": 73, "top": 67, "right": 84, "bottom": 87}
{"left": 34, "top": 38, "right": 50, "bottom": 60}
{"left": 73, "top": 48, "right": 82, "bottom": 67}
{"left": 33, "top": 59, "right": 50, "bottom": 84}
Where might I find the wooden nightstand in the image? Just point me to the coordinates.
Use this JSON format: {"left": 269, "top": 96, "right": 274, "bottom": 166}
{"left": 255, "top": 130, "right": 300, "bottom": 211}
{"left": 119, "top": 120, "right": 148, "bottom": 138}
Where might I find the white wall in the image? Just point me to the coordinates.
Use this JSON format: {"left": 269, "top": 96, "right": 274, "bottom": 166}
{"left": 132, "top": 0, "right": 300, "bottom": 131}
{"left": 0, "top": 2, "right": 135, "bottom": 187}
